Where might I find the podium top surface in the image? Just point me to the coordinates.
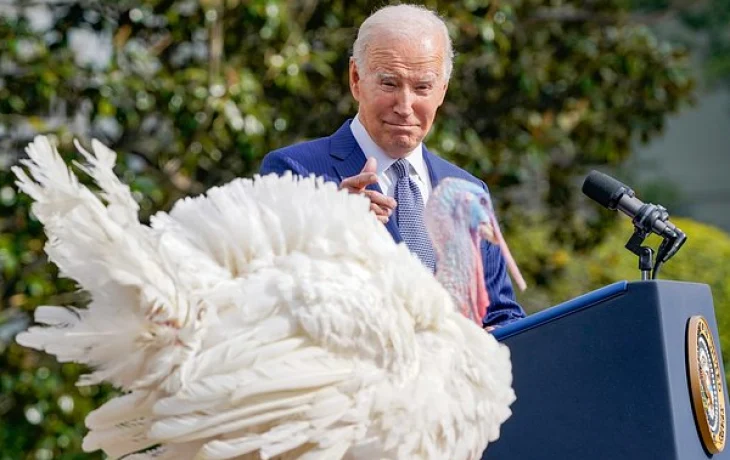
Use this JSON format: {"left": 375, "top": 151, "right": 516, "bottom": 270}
{"left": 493, "top": 281, "right": 628, "bottom": 341}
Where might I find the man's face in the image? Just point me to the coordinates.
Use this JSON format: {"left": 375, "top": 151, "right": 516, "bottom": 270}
{"left": 350, "top": 33, "right": 449, "bottom": 159}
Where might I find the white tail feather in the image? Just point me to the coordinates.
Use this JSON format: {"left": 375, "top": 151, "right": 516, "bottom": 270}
{"left": 72, "top": 138, "right": 139, "bottom": 227}
{"left": 14, "top": 136, "right": 209, "bottom": 391}
{"left": 85, "top": 391, "right": 157, "bottom": 430}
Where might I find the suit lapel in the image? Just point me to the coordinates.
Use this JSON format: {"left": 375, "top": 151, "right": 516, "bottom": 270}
{"left": 423, "top": 146, "right": 448, "bottom": 189}
{"left": 329, "top": 120, "right": 402, "bottom": 243}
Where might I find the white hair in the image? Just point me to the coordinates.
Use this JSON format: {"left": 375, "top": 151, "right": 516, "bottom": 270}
{"left": 352, "top": 4, "right": 454, "bottom": 81}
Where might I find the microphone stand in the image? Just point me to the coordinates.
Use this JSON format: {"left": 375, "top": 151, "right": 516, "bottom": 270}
{"left": 625, "top": 230, "right": 654, "bottom": 280}
{"left": 623, "top": 203, "right": 687, "bottom": 280}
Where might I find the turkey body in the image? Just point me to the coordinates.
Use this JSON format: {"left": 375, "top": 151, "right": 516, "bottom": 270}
{"left": 13, "top": 137, "right": 515, "bottom": 460}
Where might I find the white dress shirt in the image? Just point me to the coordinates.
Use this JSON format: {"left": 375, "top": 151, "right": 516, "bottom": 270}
{"left": 350, "top": 114, "right": 433, "bottom": 203}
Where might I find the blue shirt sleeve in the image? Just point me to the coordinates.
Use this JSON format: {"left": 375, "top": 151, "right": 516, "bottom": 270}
{"left": 480, "top": 240, "right": 526, "bottom": 327}
{"left": 478, "top": 180, "right": 527, "bottom": 327}
{"left": 260, "top": 150, "right": 309, "bottom": 177}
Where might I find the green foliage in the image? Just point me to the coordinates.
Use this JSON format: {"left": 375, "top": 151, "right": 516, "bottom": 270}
{"left": 681, "top": 0, "right": 730, "bottom": 87}
{"left": 0, "top": 0, "right": 697, "bottom": 456}
{"left": 632, "top": 0, "right": 730, "bottom": 87}
{"left": 513, "top": 216, "right": 730, "bottom": 380}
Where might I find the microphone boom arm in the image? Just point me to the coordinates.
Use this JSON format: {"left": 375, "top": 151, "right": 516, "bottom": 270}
{"left": 623, "top": 201, "right": 687, "bottom": 279}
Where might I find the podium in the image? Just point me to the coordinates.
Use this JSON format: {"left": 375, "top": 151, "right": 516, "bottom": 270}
{"left": 484, "top": 280, "right": 729, "bottom": 459}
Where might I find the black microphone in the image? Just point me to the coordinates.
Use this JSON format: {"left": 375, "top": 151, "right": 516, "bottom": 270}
{"left": 582, "top": 170, "right": 686, "bottom": 263}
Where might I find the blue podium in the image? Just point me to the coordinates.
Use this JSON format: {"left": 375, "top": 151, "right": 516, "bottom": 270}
{"left": 484, "top": 280, "right": 729, "bottom": 459}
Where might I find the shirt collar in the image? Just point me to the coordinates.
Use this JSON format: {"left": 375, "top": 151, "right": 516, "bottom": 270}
{"left": 350, "top": 114, "right": 426, "bottom": 179}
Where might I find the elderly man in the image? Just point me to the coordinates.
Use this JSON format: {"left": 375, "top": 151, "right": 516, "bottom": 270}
{"left": 260, "top": 4, "right": 525, "bottom": 327}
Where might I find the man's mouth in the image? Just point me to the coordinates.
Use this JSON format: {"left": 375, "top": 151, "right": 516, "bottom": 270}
{"left": 384, "top": 121, "right": 417, "bottom": 128}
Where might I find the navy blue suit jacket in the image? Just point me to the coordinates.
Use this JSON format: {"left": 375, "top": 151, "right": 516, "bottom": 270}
{"left": 259, "top": 120, "right": 525, "bottom": 327}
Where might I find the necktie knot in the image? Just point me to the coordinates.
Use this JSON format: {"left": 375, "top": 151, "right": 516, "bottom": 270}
{"left": 390, "top": 159, "right": 410, "bottom": 179}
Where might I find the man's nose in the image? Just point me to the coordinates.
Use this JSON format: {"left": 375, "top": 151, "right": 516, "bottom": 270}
{"left": 393, "top": 88, "right": 415, "bottom": 117}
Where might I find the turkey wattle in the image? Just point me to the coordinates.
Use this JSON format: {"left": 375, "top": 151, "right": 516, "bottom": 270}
{"left": 13, "top": 136, "right": 516, "bottom": 460}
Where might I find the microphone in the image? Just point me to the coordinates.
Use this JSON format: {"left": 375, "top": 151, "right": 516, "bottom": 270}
{"left": 582, "top": 170, "right": 686, "bottom": 264}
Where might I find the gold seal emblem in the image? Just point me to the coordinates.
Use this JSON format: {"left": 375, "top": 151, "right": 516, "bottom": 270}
{"left": 688, "top": 315, "right": 726, "bottom": 453}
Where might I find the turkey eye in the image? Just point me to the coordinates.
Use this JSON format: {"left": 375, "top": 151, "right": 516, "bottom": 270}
{"left": 480, "top": 197, "right": 487, "bottom": 206}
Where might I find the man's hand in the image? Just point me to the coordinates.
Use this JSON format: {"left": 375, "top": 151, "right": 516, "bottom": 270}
{"left": 340, "top": 157, "right": 396, "bottom": 224}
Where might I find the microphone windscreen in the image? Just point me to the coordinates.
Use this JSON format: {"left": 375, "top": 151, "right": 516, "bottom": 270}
{"left": 582, "top": 170, "right": 629, "bottom": 209}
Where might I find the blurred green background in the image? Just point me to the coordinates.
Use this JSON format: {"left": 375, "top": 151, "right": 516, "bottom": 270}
{"left": 1, "top": 0, "right": 729, "bottom": 458}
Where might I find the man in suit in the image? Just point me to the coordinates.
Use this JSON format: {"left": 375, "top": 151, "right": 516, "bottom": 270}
{"left": 260, "top": 4, "right": 525, "bottom": 327}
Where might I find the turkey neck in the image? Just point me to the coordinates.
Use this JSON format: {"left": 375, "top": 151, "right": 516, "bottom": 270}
{"left": 433, "top": 221, "right": 488, "bottom": 325}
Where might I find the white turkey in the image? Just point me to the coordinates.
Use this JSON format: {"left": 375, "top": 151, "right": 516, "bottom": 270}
{"left": 13, "top": 135, "right": 517, "bottom": 460}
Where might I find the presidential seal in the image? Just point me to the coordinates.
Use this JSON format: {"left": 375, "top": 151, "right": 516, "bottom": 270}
{"left": 688, "top": 315, "right": 726, "bottom": 454}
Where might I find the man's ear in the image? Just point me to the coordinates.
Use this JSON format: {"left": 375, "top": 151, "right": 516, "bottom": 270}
{"left": 349, "top": 57, "right": 361, "bottom": 102}
{"left": 437, "top": 79, "right": 449, "bottom": 106}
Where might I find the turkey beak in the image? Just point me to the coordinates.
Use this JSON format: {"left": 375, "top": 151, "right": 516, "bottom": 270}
{"left": 478, "top": 221, "right": 497, "bottom": 244}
